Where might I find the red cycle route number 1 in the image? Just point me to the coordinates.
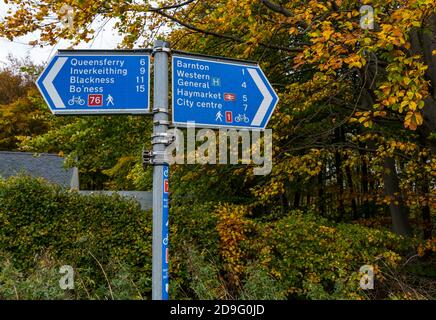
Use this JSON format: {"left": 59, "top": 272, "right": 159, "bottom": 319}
{"left": 88, "top": 94, "right": 103, "bottom": 107}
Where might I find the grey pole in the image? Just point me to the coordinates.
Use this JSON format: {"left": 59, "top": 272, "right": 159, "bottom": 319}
{"left": 152, "top": 40, "right": 170, "bottom": 300}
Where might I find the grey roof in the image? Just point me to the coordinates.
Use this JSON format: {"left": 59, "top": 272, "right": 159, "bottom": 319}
{"left": 0, "top": 151, "right": 74, "bottom": 187}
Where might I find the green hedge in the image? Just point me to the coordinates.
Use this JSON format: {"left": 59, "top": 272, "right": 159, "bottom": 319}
{"left": 167, "top": 200, "right": 414, "bottom": 300}
{"left": 254, "top": 212, "right": 412, "bottom": 299}
{"left": 0, "top": 176, "right": 423, "bottom": 300}
{"left": 0, "top": 175, "right": 152, "bottom": 299}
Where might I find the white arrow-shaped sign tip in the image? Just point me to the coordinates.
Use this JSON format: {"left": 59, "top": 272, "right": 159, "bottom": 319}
{"left": 42, "top": 57, "right": 68, "bottom": 108}
{"left": 248, "top": 68, "right": 274, "bottom": 127}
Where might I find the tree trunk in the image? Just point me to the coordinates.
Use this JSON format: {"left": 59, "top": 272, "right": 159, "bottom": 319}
{"left": 345, "top": 164, "right": 358, "bottom": 219}
{"left": 383, "top": 157, "right": 412, "bottom": 236}
{"left": 318, "top": 165, "right": 325, "bottom": 216}
{"left": 410, "top": 13, "right": 436, "bottom": 155}
{"left": 294, "top": 189, "right": 301, "bottom": 208}
{"left": 281, "top": 193, "right": 290, "bottom": 214}
{"left": 422, "top": 195, "right": 432, "bottom": 240}
{"left": 420, "top": 155, "right": 433, "bottom": 240}
{"left": 335, "top": 128, "right": 345, "bottom": 216}
{"left": 360, "top": 145, "right": 371, "bottom": 218}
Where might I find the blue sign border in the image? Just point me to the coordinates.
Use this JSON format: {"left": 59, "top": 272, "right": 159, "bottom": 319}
{"left": 171, "top": 54, "right": 279, "bottom": 130}
{"left": 36, "top": 52, "right": 151, "bottom": 115}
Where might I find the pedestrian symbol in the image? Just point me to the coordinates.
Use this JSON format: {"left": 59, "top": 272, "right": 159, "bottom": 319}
{"left": 216, "top": 111, "right": 223, "bottom": 122}
{"left": 106, "top": 94, "right": 114, "bottom": 106}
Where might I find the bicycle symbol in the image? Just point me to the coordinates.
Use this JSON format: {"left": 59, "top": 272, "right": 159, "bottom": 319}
{"left": 235, "top": 113, "right": 249, "bottom": 123}
{"left": 68, "top": 96, "right": 85, "bottom": 106}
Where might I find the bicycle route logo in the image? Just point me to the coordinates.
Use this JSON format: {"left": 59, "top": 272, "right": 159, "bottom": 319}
{"left": 67, "top": 94, "right": 114, "bottom": 107}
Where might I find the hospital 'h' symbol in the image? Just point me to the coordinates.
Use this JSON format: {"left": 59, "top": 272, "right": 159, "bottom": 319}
{"left": 212, "top": 77, "right": 221, "bottom": 87}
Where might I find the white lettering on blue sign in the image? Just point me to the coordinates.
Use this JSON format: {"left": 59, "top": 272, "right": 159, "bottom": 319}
{"left": 172, "top": 55, "right": 278, "bottom": 130}
{"left": 36, "top": 53, "right": 151, "bottom": 115}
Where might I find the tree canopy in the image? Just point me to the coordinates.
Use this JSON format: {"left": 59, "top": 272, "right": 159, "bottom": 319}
{"left": 0, "top": 0, "right": 435, "bottom": 299}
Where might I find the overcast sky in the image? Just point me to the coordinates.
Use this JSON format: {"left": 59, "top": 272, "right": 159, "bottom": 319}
{"left": 0, "top": 1, "right": 123, "bottom": 67}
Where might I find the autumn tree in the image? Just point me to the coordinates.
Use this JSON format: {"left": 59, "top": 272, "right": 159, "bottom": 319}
{"left": 1, "top": 0, "right": 434, "bottom": 237}
{"left": 0, "top": 58, "right": 50, "bottom": 151}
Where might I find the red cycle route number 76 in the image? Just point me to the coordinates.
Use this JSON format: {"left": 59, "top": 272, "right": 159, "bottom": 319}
{"left": 88, "top": 94, "right": 103, "bottom": 107}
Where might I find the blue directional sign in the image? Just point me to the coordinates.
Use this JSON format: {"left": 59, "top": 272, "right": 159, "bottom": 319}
{"left": 172, "top": 55, "right": 279, "bottom": 129}
{"left": 36, "top": 52, "right": 151, "bottom": 115}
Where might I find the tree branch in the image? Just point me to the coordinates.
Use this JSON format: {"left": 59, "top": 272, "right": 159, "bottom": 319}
{"left": 259, "top": 0, "right": 309, "bottom": 30}
{"left": 148, "top": 0, "right": 197, "bottom": 12}
{"left": 259, "top": 0, "right": 293, "bottom": 17}
{"left": 156, "top": 10, "right": 303, "bottom": 52}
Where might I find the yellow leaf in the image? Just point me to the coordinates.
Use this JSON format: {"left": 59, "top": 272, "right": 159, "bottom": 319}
{"left": 415, "top": 112, "right": 423, "bottom": 125}
{"left": 363, "top": 37, "right": 371, "bottom": 45}
{"left": 400, "top": 100, "right": 408, "bottom": 111}
{"left": 409, "top": 101, "right": 417, "bottom": 111}
{"left": 322, "top": 29, "right": 334, "bottom": 40}
{"left": 363, "top": 120, "right": 373, "bottom": 128}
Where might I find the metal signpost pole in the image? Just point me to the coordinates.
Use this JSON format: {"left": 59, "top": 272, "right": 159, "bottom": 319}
{"left": 152, "top": 40, "right": 170, "bottom": 300}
